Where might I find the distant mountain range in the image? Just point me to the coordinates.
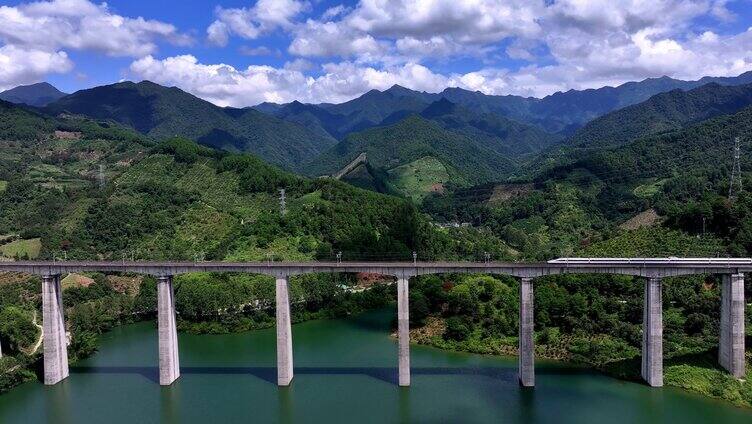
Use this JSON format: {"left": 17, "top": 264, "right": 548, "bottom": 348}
{"left": 0, "top": 82, "right": 67, "bottom": 107}
{"left": 258, "top": 71, "right": 752, "bottom": 136}
{"left": 2, "top": 70, "right": 752, "bottom": 196}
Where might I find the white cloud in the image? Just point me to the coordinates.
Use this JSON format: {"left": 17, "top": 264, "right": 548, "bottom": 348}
{"left": 129, "top": 54, "right": 454, "bottom": 106}
{"left": 279, "top": 0, "right": 752, "bottom": 98}
{"left": 238, "top": 45, "right": 279, "bottom": 56}
{"left": 129, "top": 16, "right": 752, "bottom": 109}
{"left": 130, "top": 55, "right": 309, "bottom": 106}
{"left": 7, "top": 0, "right": 749, "bottom": 104}
{"left": 444, "top": 23, "right": 752, "bottom": 98}
{"left": 345, "top": 0, "right": 542, "bottom": 42}
{"left": 0, "top": 0, "right": 190, "bottom": 91}
{"left": 289, "top": 19, "right": 386, "bottom": 60}
{"left": 0, "top": 45, "right": 73, "bottom": 91}
{"left": 207, "top": 0, "right": 309, "bottom": 46}
{"left": 321, "top": 5, "right": 350, "bottom": 20}
{"left": 395, "top": 36, "right": 468, "bottom": 58}
{"left": 288, "top": 0, "right": 543, "bottom": 60}
{"left": 543, "top": 0, "right": 710, "bottom": 35}
{"left": 284, "top": 58, "right": 315, "bottom": 72}
{"left": 0, "top": 0, "right": 191, "bottom": 57}
{"left": 520, "top": 0, "right": 752, "bottom": 95}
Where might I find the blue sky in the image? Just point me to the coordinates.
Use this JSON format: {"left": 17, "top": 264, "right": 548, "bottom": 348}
{"left": 1, "top": 0, "right": 751, "bottom": 106}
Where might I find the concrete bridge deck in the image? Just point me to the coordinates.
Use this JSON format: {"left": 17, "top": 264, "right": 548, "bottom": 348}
{"left": 2, "top": 257, "right": 752, "bottom": 278}
{"left": 0, "top": 258, "right": 746, "bottom": 389}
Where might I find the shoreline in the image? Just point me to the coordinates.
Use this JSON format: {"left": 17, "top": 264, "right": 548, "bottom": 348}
{"left": 402, "top": 315, "right": 751, "bottom": 409}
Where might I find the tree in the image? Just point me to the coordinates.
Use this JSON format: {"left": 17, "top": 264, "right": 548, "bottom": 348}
{"left": 0, "top": 307, "right": 38, "bottom": 353}
{"left": 444, "top": 317, "right": 470, "bottom": 341}
{"left": 409, "top": 291, "right": 429, "bottom": 327}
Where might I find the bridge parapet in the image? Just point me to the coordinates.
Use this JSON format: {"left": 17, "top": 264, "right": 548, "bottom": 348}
{"left": 2, "top": 258, "right": 751, "bottom": 278}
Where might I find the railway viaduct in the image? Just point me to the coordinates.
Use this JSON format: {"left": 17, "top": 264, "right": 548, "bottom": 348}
{"left": 0, "top": 258, "right": 746, "bottom": 388}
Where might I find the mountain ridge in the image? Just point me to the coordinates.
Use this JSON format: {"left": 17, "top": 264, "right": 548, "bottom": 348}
{"left": 0, "top": 82, "right": 67, "bottom": 107}
{"left": 260, "top": 71, "right": 752, "bottom": 136}
{"left": 44, "top": 80, "right": 336, "bottom": 170}
{"left": 567, "top": 82, "right": 752, "bottom": 149}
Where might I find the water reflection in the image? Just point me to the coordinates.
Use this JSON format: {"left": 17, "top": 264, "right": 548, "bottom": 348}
{"left": 160, "top": 382, "right": 181, "bottom": 423}
{"left": 518, "top": 386, "right": 536, "bottom": 423}
{"left": 398, "top": 387, "right": 411, "bottom": 424}
{"left": 645, "top": 386, "right": 666, "bottom": 422}
{"left": 44, "top": 379, "right": 71, "bottom": 424}
{"left": 278, "top": 386, "right": 293, "bottom": 424}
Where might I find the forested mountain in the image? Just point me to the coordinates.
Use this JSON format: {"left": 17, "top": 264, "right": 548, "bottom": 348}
{"left": 27, "top": 71, "right": 752, "bottom": 175}
{"left": 2, "top": 72, "right": 751, "bottom": 254}
{"left": 266, "top": 89, "right": 561, "bottom": 160}
{"left": 425, "top": 103, "right": 752, "bottom": 260}
{"left": 262, "top": 71, "right": 752, "bottom": 136}
{"left": 438, "top": 71, "right": 752, "bottom": 134}
{"left": 544, "top": 104, "right": 752, "bottom": 221}
{"left": 0, "top": 82, "right": 67, "bottom": 107}
{"left": 417, "top": 98, "right": 562, "bottom": 158}
{"left": 323, "top": 85, "right": 434, "bottom": 124}
{"left": 44, "top": 81, "right": 336, "bottom": 170}
{"left": 273, "top": 101, "right": 354, "bottom": 140}
{"left": 0, "top": 99, "right": 514, "bottom": 264}
{"left": 567, "top": 82, "right": 752, "bottom": 149}
{"left": 516, "top": 71, "right": 752, "bottom": 133}
{"left": 301, "top": 115, "right": 517, "bottom": 201}
{"left": 264, "top": 85, "right": 433, "bottom": 140}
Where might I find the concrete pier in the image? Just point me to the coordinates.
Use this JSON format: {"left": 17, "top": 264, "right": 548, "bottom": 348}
{"left": 397, "top": 276, "right": 410, "bottom": 387}
{"left": 518, "top": 277, "right": 535, "bottom": 387}
{"left": 720, "top": 273, "right": 745, "bottom": 378}
{"left": 641, "top": 277, "right": 663, "bottom": 387}
{"left": 276, "top": 275, "right": 294, "bottom": 386}
{"left": 157, "top": 276, "right": 180, "bottom": 386}
{"left": 42, "top": 274, "right": 69, "bottom": 385}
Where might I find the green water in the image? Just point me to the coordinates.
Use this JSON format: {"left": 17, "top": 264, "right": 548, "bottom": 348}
{"left": 0, "top": 308, "right": 750, "bottom": 423}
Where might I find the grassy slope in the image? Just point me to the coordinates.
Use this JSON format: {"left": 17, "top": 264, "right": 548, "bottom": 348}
{"left": 387, "top": 156, "right": 450, "bottom": 202}
{"left": 0, "top": 239, "right": 41, "bottom": 259}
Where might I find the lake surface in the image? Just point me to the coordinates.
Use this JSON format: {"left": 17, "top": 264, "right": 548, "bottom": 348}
{"left": 0, "top": 308, "right": 750, "bottom": 423}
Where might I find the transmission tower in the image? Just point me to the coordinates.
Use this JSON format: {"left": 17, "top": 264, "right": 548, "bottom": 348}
{"left": 729, "top": 137, "right": 743, "bottom": 201}
{"left": 98, "top": 164, "right": 106, "bottom": 190}
{"left": 279, "top": 188, "right": 287, "bottom": 216}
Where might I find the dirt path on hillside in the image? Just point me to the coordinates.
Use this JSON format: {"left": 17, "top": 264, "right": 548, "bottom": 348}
{"left": 29, "top": 311, "right": 43, "bottom": 355}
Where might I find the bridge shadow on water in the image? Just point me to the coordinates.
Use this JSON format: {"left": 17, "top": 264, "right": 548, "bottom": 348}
{"left": 69, "top": 365, "right": 600, "bottom": 386}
